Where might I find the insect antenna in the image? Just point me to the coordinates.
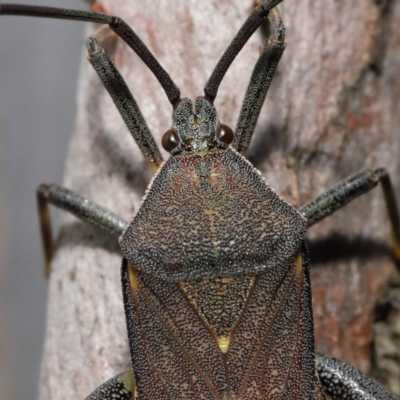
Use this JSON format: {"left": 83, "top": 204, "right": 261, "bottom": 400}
{"left": 0, "top": 3, "right": 181, "bottom": 106}
{"left": 204, "top": 0, "right": 283, "bottom": 103}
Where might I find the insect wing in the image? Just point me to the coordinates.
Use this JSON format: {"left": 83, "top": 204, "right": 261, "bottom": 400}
{"left": 225, "top": 245, "right": 321, "bottom": 399}
{"left": 122, "top": 260, "right": 227, "bottom": 399}
{"left": 121, "top": 244, "right": 322, "bottom": 399}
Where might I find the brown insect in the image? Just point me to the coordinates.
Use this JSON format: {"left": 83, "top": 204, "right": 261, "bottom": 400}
{"left": 1, "top": 1, "right": 399, "bottom": 399}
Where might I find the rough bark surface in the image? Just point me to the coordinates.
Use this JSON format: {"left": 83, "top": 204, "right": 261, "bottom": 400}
{"left": 39, "top": 0, "right": 400, "bottom": 398}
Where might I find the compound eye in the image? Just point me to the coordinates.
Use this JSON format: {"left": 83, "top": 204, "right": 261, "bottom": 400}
{"left": 162, "top": 129, "right": 180, "bottom": 152}
{"left": 216, "top": 123, "right": 234, "bottom": 145}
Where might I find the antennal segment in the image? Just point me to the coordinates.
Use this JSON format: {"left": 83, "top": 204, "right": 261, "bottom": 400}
{"left": 204, "top": 0, "right": 283, "bottom": 103}
{"left": 0, "top": 3, "right": 181, "bottom": 106}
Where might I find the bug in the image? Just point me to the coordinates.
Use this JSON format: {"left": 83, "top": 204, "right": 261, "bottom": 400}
{"left": 0, "top": 0, "right": 400, "bottom": 400}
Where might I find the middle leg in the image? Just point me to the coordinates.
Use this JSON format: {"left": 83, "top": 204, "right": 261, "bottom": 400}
{"left": 299, "top": 168, "right": 400, "bottom": 260}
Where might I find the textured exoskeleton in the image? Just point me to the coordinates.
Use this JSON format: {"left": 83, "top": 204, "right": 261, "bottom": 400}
{"left": 1, "top": 1, "right": 399, "bottom": 399}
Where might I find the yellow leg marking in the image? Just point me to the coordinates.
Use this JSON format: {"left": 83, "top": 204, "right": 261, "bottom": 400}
{"left": 120, "top": 369, "right": 137, "bottom": 399}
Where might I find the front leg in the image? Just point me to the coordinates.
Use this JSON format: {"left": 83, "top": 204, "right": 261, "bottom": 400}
{"left": 86, "top": 369, "right": 136, "bottom": 400}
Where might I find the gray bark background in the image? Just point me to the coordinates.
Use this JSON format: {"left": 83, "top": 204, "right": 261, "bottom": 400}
{"left": 0, "top": 1, "right": 84, "bottom": 399}
{"left": 3, "top": 0, "right": 399, "bottom": 399}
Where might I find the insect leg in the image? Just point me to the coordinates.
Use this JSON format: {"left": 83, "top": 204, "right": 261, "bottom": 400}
{"left": 299, "top": 168, "right": 400, "bottom": 260}
{"left": 0, "top": 3, "right": 180, "bottom": 105}
{"left": 86, "top": 369, "right": 135, "bottom": 400}
{"left": 204, "top": 0, "right": 284, "bottom": 102}
{"left": 37, "top": 183, "right": 128, "bottom": 277}
{"left": 86, "top": 37, "right": 163, "bottom": 170}
{"left": 315, "top": 353, "right": 398, "bottom": 400}
{"left": 233, "top": 7, "right": 286, "bottom": 154}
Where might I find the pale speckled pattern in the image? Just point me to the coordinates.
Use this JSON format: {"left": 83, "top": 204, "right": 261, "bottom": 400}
{"left": 315, "top": 353, "right": 399, "bottom": 400}
{"left": 169, "top": 97, "right": 224, "bottom": 155}
{"left": 120, "top": 94, "right": 307, "bottom": 280}
{"left": 86, "top": 371, "right": 133, "bottom": 400}
{"left": 21, "top": 0, "right": 400, "bottom": 398}
{"left": 179, "top": 274, "right": 255, "bottom": 337}
{"left": 233, "top": 8, "right": 286, "bottom": 153}
{"left": 121, "top": 245, "right": 320, "bottom": 399}
{"left": 120, "top": 147, "right": 307, "bottom": 280}
{"left": 87, "top": 37, "right": 164, "bottom": 167}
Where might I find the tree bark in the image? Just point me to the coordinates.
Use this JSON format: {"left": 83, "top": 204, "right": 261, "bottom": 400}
{"left": 39, "top": 0, "right": 400, "bottom": 398}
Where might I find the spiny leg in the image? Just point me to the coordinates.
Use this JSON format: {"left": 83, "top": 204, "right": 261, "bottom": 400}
{"left": 0, "top": 3, "right": 180, "bottom": 106}
{"left": 299, "top": 168, "right": 400, "bottom": 261}
{"left": 204, "top": 0, "right": 284, "bottom": 102}
{"left": 315, "top": 353, "right": 398, "bottom": 400}
{"left": 37, "top": 183, "right": 128, "bottom": 277}
{"left": 86, "top": 37, "right": 163, "bottom": 169}
{"left": 233, "top": 7, "right": 286, "bottom": 153}
{"left": 86, "top": 369, "right": 135, "bottom": 400}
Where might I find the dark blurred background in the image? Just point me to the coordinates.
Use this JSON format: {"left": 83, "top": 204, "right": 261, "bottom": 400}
{"left": 0, "top": 1, "right": 86, "bottom": 398}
